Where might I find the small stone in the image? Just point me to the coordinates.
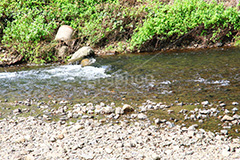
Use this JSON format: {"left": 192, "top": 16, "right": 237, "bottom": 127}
{"left": 232, "top": 102, "right": 239, "bottom": 105}
{"left": 14, "top": 137, "right": 26, "bottom": 143}
{"left": 122, "top": 104, "right": 134, "bottom": 114}
{"left": 196, "top": 133, "right": 204, "bottom": 139}
{"left": 167, "top": 110, "right": 174, "bottom": 114}
{"left": 59, "top": 100, "right": 68, "bottom": 105}
{"left": 220, "top": 103, "right": 226, "bottom": 107}
{"left": 24, "top": 135, "right": 31, "bottom": 141}
{"left": 201, "top": 101, "right": 209, "bottom": 106}
{"left": 223, "top": 126, "right": 231, "bottom": 129}
{"left": 232, "top": 120, "right": 239, "bottom": 125}
{"left": 179, "top": 109, "right": 188, "bottom": 114}
{"left": 224, "top": 109, "right": 230, "bottom": 114}
{"left": 188, "top": 124, "right": 198, "bottom": 131}
{"left": 221, "top": 115, "right": 234, "bottom": 121}
{"left": 222, "top": 149, "right": 230, "bottom": 157}
{"left": 114, "top": 114, "right": 120, "bottom": 119}
{"left": 146, "top": 104, "right": 154, "bottom": 110}
{"left": 60, "top": 116, "right": 68, "bottom": 121}
{"left": 233, "top": 114, "right": 240, "bottom": 120}
{"left": 220, "top": 130, "right": 228, "bottom": 135}
{"left": 40, "top": 105, "right": 49, "bottom": 109}
{"left": 232, "top": 107, "right": 238, "bottom": 112}
{"left": 155, "top": 118, "right": 161, "bottom": 124}
{"left": 185, "top": 151, "right": 194, "bottom": 155}
{"left": 42, "top": 114, "right": 51, "bottom": 121}
{"left": 130, "top": 114, "right": 138, "bottom": 119}
{"left": 166, "top": 121, "right": 175, "bottom": 128}
{"left": 190, "top": 114, "right": 196, "bottom": 120}
{"left": 57, "top": 134, "right": 64, "bottom": 140}
{"left": 13, "top": 108, "right": 21, "bottom": 115}
{"left": 100, "top": 102, "right": 105, "bottom": 107}
{"left": 105, "top": 147, "right": 113, "bottom": 154}
{"left": 110, "top": 102, "right": 115, "bottom": 107}
{"left": 50, "top": 137, "right": 56, "bottom": 142}
{"left": 71, "top": 125, "right": 84, "bottom": 132}
{"left": 67, "top": 112, "right": 73, "bottom": 119}
{"left": 115, "top": 107, "right": 123, "bottom": 115}
{"left": 130, "top": 141, "right": 136, "bottom": 147}
{"left": 140, "top": 107, "right": 147, "bottom": 112}
{"left": 82, "top": 115, "right": 89, "bottom": 119}
{"left": 81, "top": 153, "right": 94, "bottom": 159}
{"left": 25, "top": 155, "right": 34, "bottom": 160}
{"left": 137, "top": 113, "right": 148, "bottom": 120}
{"left": 101, "top": 106, "right": 114, "bottom": 114}
{"left": 99, "top": 118, "right": 106, "bottom": 123}
{"left": 177, "top": 102, "right": 184, "bottom": 106}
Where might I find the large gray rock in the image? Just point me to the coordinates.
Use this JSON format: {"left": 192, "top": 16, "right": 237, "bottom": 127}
{"left": 68, "top": 46, "right": 95, "bottom": 64}
{"left": 55, "top": 25, "right": 74, "bottom": 41}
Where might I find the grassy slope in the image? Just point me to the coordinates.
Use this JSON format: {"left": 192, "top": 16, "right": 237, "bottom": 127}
{"left": 0, "top": 0, "right": 239, "bottom": 64}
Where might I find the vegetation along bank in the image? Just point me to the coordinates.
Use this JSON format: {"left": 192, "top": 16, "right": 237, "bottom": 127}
{"left": 0, "top": 0, "right": 239, "bottom": 65}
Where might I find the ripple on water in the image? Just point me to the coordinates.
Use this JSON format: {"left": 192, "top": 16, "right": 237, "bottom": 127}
{"left": 0, "top": 47, "right": 239, "bottom": 103}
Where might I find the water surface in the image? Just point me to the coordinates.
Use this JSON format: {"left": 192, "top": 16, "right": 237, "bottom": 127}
{"left": 0, "top": 47, "right": 239, "bottom": 104}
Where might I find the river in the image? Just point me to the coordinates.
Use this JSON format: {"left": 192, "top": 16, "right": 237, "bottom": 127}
{"left": 1, "top": 47, "right": 239, "bottom": 105}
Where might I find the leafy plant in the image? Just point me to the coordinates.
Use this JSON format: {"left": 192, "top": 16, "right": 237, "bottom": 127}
{"left": 0, "top": 0, "right": 239, "bottom": 63}
{"left": 130, "top": 0, "right": 240, "bottom": 49}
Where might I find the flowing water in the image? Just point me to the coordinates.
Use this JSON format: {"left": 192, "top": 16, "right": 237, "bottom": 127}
{"left": 0, "top": 47, "right": 239, "bottom": 105}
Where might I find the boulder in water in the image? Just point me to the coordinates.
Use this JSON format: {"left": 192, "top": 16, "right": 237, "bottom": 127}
{"left": 68, "top": 46, "right": 95, "bottom": 64}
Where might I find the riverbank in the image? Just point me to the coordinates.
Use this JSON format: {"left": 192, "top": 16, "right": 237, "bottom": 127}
{"left": 0, "top": 100, "right": 240, "bottom": 159}
{"left": 0, "top": 0, "right": 240, "bottom": 65}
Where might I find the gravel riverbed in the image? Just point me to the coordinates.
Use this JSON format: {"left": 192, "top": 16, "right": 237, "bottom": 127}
{"left": 0, "top": 115, "right": 240, "bottom": 160}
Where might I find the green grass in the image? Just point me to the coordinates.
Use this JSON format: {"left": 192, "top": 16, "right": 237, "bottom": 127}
{"left": 0, "top": 0, "right": 239, "bottom": 63}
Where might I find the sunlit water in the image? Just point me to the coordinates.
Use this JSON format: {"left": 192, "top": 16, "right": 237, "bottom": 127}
{"left": 0, "top": 47, "right": 239, "bottom": 104}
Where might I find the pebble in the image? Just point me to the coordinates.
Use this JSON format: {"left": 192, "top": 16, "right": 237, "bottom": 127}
{"left": 233, "top": 114, "right": 240, "bottom": 120}
{"left": 115, "top": 107, "right": 123, "bottom": 115}
{"left": 13, "top": 108, "right": 22, "bottom": 115}
{"left": 220, "top": 103, "right": 226, "bottom": 107}
{"left": 220, "top": 130, "right": 228, "bottom": 135}
{"left": 122, "top": 104, "right": 134, "bottom": 113}
{"left": 201, "top": 101, "right": 209, "bottom": 106}
{"left": 82, "top": 115, "right": 89, "bottom": 119}
{"left": 224, "top": 109, "right": 230, "bottom": 114}
{"left": 168, "top": 110, "right": 174, "bottom": 114}
{"left": 232, "top": 107, "right": 238, "bottom": 112}
{"left": 105, "top": 147, "right": 113, "bottom": 154}
{"left": 221, "top": 115, "right": 234, "bottom": 121}
{"left": 0, "top": 117, "right": 239, "bottom": 159}
{"left": 1, "top": 99, "right": 240, "bottom": 159}
{"left": 232, "top": 102, "right": 239, "bottom": 105}
{"left": 137, "top": 113, "right": 148, "bottom": 120}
